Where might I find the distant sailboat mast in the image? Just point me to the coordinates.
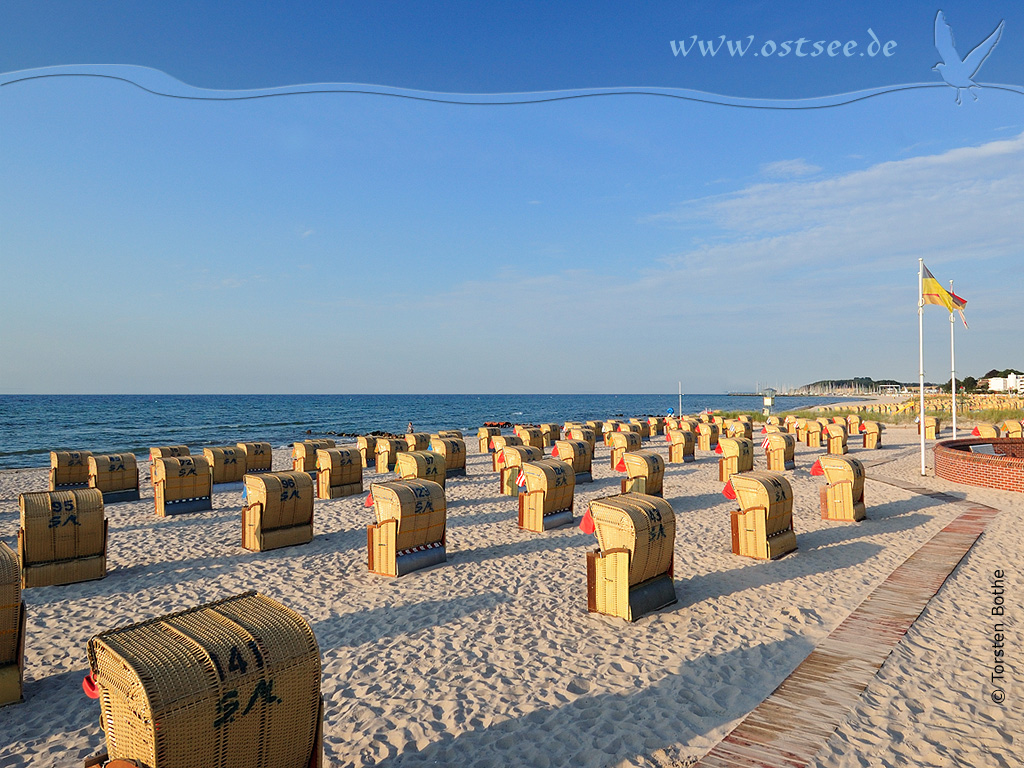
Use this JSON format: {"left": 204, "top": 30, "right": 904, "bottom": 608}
{"left": 678, "top": 381, "right": 683, "bottom": 415}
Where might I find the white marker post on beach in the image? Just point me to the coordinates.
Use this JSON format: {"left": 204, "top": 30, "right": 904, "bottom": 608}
{"left": 918, "top": 258, "right": 926, "bottom": 476}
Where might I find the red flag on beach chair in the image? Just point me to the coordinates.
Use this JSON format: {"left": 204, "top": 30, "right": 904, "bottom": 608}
{"left": 615, "top": 458, "right": 626, "bottom": 472}
{"left": 551, "top": 445, "right": 559, "bottom": 457}
{"left": 761, "top": 426, "right": 767, "bottom": 434}
{"left": 364, "top": 492, "right": 374, "bottom": 507}
{"left": 972, "top": 427, "right": 981, "bottom": 436}
{"left": 859, "top": 423, "right": 866, "bottom": 432}
{"left": 722, "top": 480, "right": 736, "bottom": 500}
{"left": 579, "top": 508, "right": 596, "bottom": 534}
{"left": 715, "top": 444, "right": 723, "bottom": 455}
{"left": 665, "top": 433, "right": 671, "bottom": 442}
{"left": 810, "top": 459, "right": 824, "bottom": 476}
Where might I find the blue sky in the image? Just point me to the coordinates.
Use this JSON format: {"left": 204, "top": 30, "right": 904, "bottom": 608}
{"left": 1, "top": 2, "right": 1022, "bottom": 394}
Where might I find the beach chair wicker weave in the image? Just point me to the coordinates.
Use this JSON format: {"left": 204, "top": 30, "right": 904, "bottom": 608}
{"left": 88, "top": 454, "right": 140, "bottom": 504}
{"left": 717, "top": 438, "right": 754, "bottom": 482}
{"left": 586, "top": 493, "right": 677, "bottom": 622}
{"left": 488, "top": 435, "right": 522, "bottom": 471}
{"left": 430, "top": 437, "right": 467, "bottom": 477}
{"left": 396, "top": 450, "right": 447, "bottom": 489}
{"left": 803, "top": 420, "right": 823, "bottom": 448}
{"left": 404, "top": 433, "right": 430, "bottom": 452}
{"left": 567, "top": 428, "right": 597, "bottom": 455}
{"left": 292, "top": 440, "right": 335, "bottom": 474}
{"left": 513, "top": 426, "right": 544, "bottom": 450}
{"left": 621, "top": 450, "right": 665, "bottom": 496}
{"left": 18, "top": 488, "right": 107, "bottom": 588}
{"left": 477, "top": 427, "right": 501, "bottom": 454}
{"left": 497, "top": 445, "right": 543, "bottom": 496}
{"left": 241, "top": 471, "right": 315, "bottom": 552}
{"left": 728, "top": 472, "right": 798, "bottom": 560}
{"left": 764, "top": 432, "right": 796, "bottom": 471}
{"left": 0, "top": 541, "right": 22, "bottom": 664}
{"left": 861, "top": 420, "right": 883, "bottom": 449}
{"left": 667, "top": 429, "right": 695, "bottom": 464}
{"left": 825, "top": 423, "right": 849, "bottom": 455}
{"left": 356, "top": 436, "right": 377, "bottom": 469}
{"left": 0, "top": 541, "right": 25, "bottom": 707}
{"left": 818, "top": 456, "right": 866, "bottom": 522}
{"left": 553, "top": 439, "right": 593, "bottom": 482}
{"left": 374, "top": 438, "right": 407, "bottom": 474}
{"left": 237, "top": 442, "right": 273, "bottom": 473}
{"left": 315, "top": 448, "right": 362, "bottom": 499}
{"left": 519, "top": 459, "right": 575, "bottom": 532}
{"left": 696, "top": 422, "right": 719, "bottom": 452}
{"left": 608, "top": 432, "right": 642, "bottom": 471}
{"left": 367, "top": 480, "right": 447, "bottom": 577}
{"left": 538, "top": 424, "right": 561, "bottom": 448}
{"left": 49, "top": 450, "right": 93, "bottom": 491}
{"left": 86, "top": 591, "right": 322, "bottom": 768}
{"left": 153, "top": 456, "right": 213, "bottom": 516}
{"left": 204, "top": 446, "right": 247, "bottom": 484}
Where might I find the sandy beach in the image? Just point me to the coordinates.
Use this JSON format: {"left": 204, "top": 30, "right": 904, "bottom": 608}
{"left": 0, "top": 425, "right": 1019, "bottom": 767}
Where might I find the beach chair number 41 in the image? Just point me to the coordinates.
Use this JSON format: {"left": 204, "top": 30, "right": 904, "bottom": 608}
{"left": 211, "top": 642, "right": 282, "bottom": 728}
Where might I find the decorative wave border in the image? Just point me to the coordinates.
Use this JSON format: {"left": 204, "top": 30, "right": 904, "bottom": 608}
{"left": 2, "top": 64, "right": 1023, "bottom": 109}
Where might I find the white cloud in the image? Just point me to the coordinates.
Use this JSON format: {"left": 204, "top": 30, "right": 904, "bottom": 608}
{"left": 652, "top": 131, "right": 1024, "bottom": 277}
{"left": 760, "top": 158, "right": 822, "bottom": 178}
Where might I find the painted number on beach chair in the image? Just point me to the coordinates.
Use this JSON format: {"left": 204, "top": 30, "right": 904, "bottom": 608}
{"left": 213, "top": 678, "right": 283, "bottom": 728}
{"left": 49, "top": 498, "right": 81, "bottom": 528}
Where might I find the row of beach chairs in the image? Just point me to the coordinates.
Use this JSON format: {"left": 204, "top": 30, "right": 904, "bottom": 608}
{"left": 3, "top": 412, "right": 882, "bottom": 768}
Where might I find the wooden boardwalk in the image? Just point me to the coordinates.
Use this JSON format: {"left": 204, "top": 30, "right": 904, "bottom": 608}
{"left": 695, "top": 482, "right": 1000, "bottom": 768}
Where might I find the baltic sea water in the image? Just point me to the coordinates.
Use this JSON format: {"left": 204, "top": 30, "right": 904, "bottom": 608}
{"left": 0, "top": 393, "right": 833, "bottom": 470}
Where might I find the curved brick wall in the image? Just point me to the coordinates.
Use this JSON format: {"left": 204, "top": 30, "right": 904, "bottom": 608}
{"left": 934, "top": 438, "right": 1024, "bottom": 493}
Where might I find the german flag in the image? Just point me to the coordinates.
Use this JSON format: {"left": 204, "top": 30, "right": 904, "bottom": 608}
{"left": 922, "top": 263, "right": 968, "bottom": 327}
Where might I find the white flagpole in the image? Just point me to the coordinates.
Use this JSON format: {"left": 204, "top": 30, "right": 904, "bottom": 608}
{"left": 919, "top": 259, "right": 926, "bottom": 476}
{"left": 950, "top": 279, "right": 957, "bottom": 439}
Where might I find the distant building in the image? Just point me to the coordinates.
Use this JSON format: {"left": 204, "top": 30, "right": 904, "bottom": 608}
{"left": 987, "top": 373, "right": 1021, "bottom": 393}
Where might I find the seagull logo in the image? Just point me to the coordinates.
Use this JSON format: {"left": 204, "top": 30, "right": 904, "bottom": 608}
{"left": 933, "top": 10, "right": 1004, "bottom": 104}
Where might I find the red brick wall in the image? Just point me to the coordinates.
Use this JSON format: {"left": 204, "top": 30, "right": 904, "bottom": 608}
{"left": 934, "top": 438, "right": 1024, "bottom": 493}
